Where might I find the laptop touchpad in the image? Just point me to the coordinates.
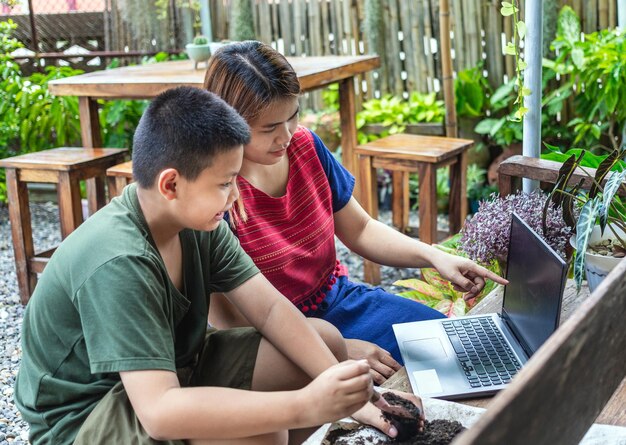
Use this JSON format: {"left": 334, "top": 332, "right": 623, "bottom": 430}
{"left": 404, "top": 338, "right": 448, "bottom": 361}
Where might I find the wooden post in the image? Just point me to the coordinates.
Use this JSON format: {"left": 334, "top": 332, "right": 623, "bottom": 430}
{"left": 338, "top": 78, "right": 357, "bottom": 174}
{"left": 439, "top": 0, "right": 457, "bottom": 138}
{"left": 417, "top": 162, "right": 438, "bottom": 244}
{"left": 5, "top": 169, "right": 36, "bottom": 304}
{"left": 358, "top": 154, "right": 382, "bottom": 285}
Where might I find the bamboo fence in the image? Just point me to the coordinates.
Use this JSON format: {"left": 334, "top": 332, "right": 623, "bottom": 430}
{"left": 206, "top": 0, "right": 618, "bottom": 105}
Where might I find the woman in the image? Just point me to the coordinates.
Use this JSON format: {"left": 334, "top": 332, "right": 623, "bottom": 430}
{"left": 204, "top": 41, "right": 507, "bottom": 383}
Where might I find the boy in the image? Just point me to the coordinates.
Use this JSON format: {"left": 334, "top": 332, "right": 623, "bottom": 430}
{"left": 15, "top": 87, "right": 412, "bottom": 444}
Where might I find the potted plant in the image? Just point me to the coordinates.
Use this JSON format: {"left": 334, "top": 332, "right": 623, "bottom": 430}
{"left": 547, "top": 148, "right": 626, "bottom": 291}
{"left": 185, "top": 35, "right": 211, "bottom": 69}
{"left": 460, "top": 189, "right": 572, "bottom": 267}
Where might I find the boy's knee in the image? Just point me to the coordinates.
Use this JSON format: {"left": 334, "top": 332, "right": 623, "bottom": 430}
{"left": 307, "top": 318, "right": 348, "bottom": 361}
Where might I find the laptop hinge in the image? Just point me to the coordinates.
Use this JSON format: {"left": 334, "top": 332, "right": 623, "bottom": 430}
{"left": 500, "top": 311, "right": 534, "bottom": 358}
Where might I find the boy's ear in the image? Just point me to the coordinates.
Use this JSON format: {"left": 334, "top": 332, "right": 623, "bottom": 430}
{"left": 157, "top": 168, "right": 179, "bottom": 200}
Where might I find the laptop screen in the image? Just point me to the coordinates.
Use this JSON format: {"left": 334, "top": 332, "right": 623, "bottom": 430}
{"left": 501, "top": 213, "right": 567, "bottom": 356}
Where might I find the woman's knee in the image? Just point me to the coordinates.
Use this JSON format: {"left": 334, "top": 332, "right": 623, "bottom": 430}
{"left": 307, "top": 318, "right": 348, "bottom": 361}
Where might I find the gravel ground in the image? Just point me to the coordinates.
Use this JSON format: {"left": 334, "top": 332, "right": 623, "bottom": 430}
{"left": 1, "top": 202, "right": 61, "bottom": 445}
{"left": 0, "top": 201, "right": 445, "bottom": 444}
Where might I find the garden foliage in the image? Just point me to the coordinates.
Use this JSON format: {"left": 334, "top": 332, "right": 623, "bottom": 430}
{"left": 460, "top": 190, "right": 572, "bottom": 264}
{"left": 546, "top": 148, "right": 626, "bottom": 289}
{"left": 0, "top": 20, "right": 179, "bottom": 203}
{"left": 394, "top": 236, "right": 501, "bottom": 318}
{"left": 356, "top": 92, "right": 444, "bottom": 144}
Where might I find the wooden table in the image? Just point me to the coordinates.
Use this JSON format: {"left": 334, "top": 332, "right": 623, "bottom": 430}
{"left": 48, "top": 55, "right": 380, "bottom": 176}
{"left": 49, "top": 56, "right": 378, "bottom": 212}
{"left": 383, "top": 279, "right": 626, "bottom": 427}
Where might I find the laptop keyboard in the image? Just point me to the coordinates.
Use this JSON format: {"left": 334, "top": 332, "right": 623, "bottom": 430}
{"left": 443, "top": 318, "right": 522, "bottom": 388}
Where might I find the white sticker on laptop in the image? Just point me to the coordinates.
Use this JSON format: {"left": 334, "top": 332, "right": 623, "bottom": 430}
{"left": 412, "top": 369, "right": 443, "bottom": 395}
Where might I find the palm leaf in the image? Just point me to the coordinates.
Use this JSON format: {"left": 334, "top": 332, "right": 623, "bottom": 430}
{"left": 436, "top": 299, "right": 467, "bottom": 318}
{"left": 396, "top": 291, "right": 443, "bottom": 308}
{"left": 574, "top": 198, "right": 601, "bottom": 291}
{"left": 600, "top": 169, "right": 626, "bottom": 230}
{"left": 550, "top": 152, "right": 583, "bottom": 207}
{"left": 393, "top": 279, "right": 445, "bottom": 300}
{"left": 589, "top": 149, "right": 619, "bottom": 199}
{"left": 420, "top": 268, "right": 455, "bottom": 291}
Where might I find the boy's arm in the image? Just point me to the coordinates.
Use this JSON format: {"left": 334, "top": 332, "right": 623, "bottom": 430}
{"left": 120, "top": 361, "right": 371, "bottom": 440}
{"left": 223, "top": 273, "right": 338, "bottom": 377}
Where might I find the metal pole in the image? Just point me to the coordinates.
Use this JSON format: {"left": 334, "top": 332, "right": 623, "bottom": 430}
{"left": 200, "top": 0, "right": 213, "bottom": 42}
{"left": 522, "top": 0, "right": 543, "bottom": 193}
{"left": 619, "top": 0, "right": 626, "bottom": 29}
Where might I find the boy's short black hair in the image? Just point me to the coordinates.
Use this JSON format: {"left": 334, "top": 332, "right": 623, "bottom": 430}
{"left": 132, "top": 86, "right": 250, "bottom": 188}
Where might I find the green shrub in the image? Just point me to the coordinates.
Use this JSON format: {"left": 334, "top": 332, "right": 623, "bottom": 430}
{"left": 356, "top": 92, "right": 444, "bottom": 144}
{"left": 0, "top": 20, "right": 178, "bottom": 203}
{"left": 550, "top": 6, "right": 626, "bottom": 152}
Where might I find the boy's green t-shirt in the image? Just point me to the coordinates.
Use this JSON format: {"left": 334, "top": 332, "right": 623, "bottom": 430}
{"left": 14, "top": 183, "right": 259, "bottom": 445}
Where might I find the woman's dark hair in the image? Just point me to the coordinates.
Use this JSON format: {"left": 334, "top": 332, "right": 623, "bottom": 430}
{"left": 132, "top": 86, "right": 250, "bottom": 188}
{"left": 203, "top": 41, "right": 301, "bottom": 123}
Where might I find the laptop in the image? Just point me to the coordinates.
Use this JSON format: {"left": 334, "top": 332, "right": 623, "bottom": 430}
{"left": 393, "top": 213, "right": 568, "bottom": 400}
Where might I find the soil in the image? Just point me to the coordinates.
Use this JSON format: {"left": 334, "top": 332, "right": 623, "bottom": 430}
{"left": 324, "top": 419, "right": 465, "bottom": 445}
{"left": 588, "top": 238, "right": 626, "bottom": 258}
{"left": 380, "top": 392, "right": 421, "bottom": 440}
{"left": 324, "top": 392, "right": 465, "bottom": 445}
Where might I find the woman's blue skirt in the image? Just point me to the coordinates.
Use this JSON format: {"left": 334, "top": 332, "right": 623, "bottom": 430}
{"left": 310, "top": 275, "right": 445, "bottom": 363}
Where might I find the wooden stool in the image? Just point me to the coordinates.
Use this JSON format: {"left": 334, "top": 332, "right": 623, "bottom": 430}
{"left": 355, "top": 134, "right": 473, "bottom": 284}
{"left": 0, "top": 147, "right": 128, "bottom": 303}
{"left": 106, "top": 161, "right": 134, "bottom": 198}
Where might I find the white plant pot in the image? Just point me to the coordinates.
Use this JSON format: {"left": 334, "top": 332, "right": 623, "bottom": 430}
{"left": 571, "top": 225, "right": 626, "bottom": 292}
{"left": 185, "top": 43, "right": 212, "bottom": 69}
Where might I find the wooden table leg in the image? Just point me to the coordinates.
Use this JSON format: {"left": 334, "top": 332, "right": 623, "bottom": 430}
{"left": 5, "top": 169, "right": 36, "bottom": 304}
{"left": 57, "top": 172, "right": 84, "bottom": 238}
{"left": 79, "top": 97, "right": 104, "bottom": 216}
{"left": 358, "top": 154, "right": 381, "bottom": 285}
{"left": 338, "top": 78, "right": 357, "bottom": 175}
{"left": 449, "top": 151, "right": 468, "bottom": 234}
{"left": 391, "top": 171, "right": 410, "bottom": 233}
{"left": 417, "top": 163, "right": 437, "bottom": 244}
{"left": 107, "top": 176, "right": 131, "bottom": 200}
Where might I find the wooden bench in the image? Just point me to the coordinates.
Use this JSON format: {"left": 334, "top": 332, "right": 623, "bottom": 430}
{"left": 354, "top": 134, "right": 474, "bottom": 284}
{"left": 106, "top": 160, "right": 133, "bottom": 198}
{"left": 0, "top": 147, "right": 128, "bottom": 303}
{"left": 498, "top": 155, "right": 626, "bottom": 197}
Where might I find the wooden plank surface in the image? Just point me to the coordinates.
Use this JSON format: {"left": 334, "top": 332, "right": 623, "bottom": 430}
{"left": 48, "top": 56, "right": 381, "bottom": 98}
{"left": 498, "top": 155, "right": 626, "bottom": 197}
{"left": 0, "top": 148, "right": 128, "bottom": 171}
{"left": 354, "top": 134, "right": 473, "bottom": 163}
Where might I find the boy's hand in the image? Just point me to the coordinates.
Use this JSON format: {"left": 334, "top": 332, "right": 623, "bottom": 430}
{"left": 351, "top": 389, "right": 424, "bottom": 439}
{"left": 301, "top": 360, "right": 373, "bottom": 426}
{"left": 345, "top": 339, "right": 401, "bottom": 385}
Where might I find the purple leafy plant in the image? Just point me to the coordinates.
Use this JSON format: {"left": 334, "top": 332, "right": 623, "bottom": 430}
{"left": 460, "top": 190, "right": 572, "bottom": 263}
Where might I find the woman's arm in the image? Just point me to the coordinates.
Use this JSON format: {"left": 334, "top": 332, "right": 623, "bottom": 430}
{"left": 334, "top": 197, "right": 508, "bottom": 298}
